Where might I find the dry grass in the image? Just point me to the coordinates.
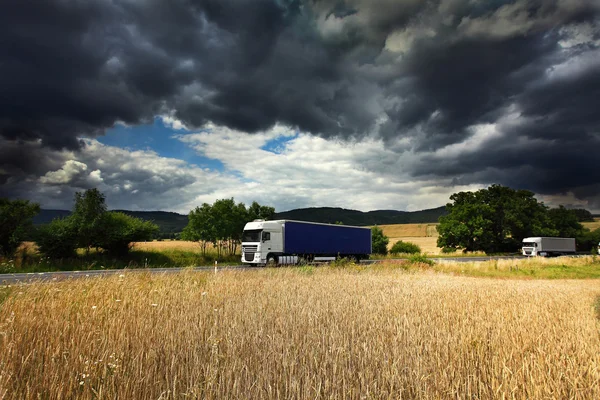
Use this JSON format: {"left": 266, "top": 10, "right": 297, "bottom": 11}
{"left": 582, "top": 218, "right": 600, "bottom": 231}
{"left": 378, "top": 223, "right": 438, "bottom": 238}
{"left": 388, "top": 236, "right": 441, "bottom": 254}
{"left": 433, "top": 255, "right": 600, "bottom": 279}
{"left": 131, "top": 240, "right": 209, "bottom": 252}
{"left": 1, "top": 268, "right": 599, "bottom": 399}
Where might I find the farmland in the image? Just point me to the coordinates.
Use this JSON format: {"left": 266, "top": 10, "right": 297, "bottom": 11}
{"left": 379, "top": 223, "right": 441, "bottom": 254}
{"left": 1, "top": 264, "right": 599, "bottom": 399}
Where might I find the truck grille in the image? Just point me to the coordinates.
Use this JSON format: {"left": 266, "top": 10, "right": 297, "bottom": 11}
{"left": 243, "top": 245, "right": 258, "bottom": 252}
{"left": 244, "top": 252, "right": 255, "bottom": 262}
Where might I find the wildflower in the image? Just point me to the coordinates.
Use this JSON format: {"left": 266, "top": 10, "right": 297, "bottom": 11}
{"left": 80, "top": 381, "right": 84, "bottom": 386}
{"left": 91, "top": 306, "right": 97, "bottom": 310}
{"left": 201, "top": 292, "right": 207, "bottom": 296}
{"left": 115, "top": 299, "right": 122, "bottom": 302}
{"left": 151, "top": 303, "right": 158, "bottom": 307}
{"left": 119, "top": 274, "right": 125, "bottom": 278}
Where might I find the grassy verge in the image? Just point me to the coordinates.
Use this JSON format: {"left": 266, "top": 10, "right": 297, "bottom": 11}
{"left": 0, "top": 247, "right": 241, "bottom": 274}
{"left": 425, "top": 256, "right": 600, "bottom": 279}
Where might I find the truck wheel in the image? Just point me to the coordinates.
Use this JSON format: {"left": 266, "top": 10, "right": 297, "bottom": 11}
{"left": 266, "top": 255, "right": 278, "bottom": 267}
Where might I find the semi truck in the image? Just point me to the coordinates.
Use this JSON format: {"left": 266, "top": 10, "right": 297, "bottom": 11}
{"left": 522, "top": 237, "right": 576, "bottom": 257}
{"left": 241, "top": 219, "right": 372, "bottom": 266}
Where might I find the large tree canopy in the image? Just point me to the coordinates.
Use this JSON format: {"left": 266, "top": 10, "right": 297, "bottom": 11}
{"left": 182, "top": 199, "right": 275, "bottom": 257}
{"left": 0, "top": 198, "right": 40, "bottom": 257}
{"left": 437, "top": 185, "right": 563, "bottom": 253}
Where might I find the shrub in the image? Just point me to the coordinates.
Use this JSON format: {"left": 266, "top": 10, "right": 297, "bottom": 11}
{"left": 371, "top": 226, "right": 389, "bottom": 255}
{"left": 95, "top": 212, "right": 159, "bottom": 257}
{"left": 407, "top": 254, "right": 434, "bottom": 266}
{"left": 390, "top": 240, "right": 421, "bottom": 254}
{"left": 441, "top": 247, "right": 457, "bottom": 254}
{"left": 36, "top": 218, "right": 78, "bottom": 259}
{"left": 0, "top": 198, "right": 40, "bottom": 257}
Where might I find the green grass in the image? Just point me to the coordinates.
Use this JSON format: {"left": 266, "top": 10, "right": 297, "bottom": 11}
{"left": 431, "top": 257, "right": 600, "bottom": 279}
{"left": 0, "top": 249, "right": 241, "bottom": 274}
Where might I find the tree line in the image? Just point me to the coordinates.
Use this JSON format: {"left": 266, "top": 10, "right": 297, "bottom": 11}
{"left": 181, "top": 199, "right": 275, "bottom": 257}
{"left": 437, "top": 185, "right": 600, "bottom": 254}
{"left": 0, "top": 189, "right": 275, "bottom": 261}
{"left": 1, "top": 185, "right": 599, "bottom": 261}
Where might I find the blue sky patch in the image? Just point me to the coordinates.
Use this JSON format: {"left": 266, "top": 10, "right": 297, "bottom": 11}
{"left": 99, "top": 118, "right": 225, "bottom": 171}
{"left": 260, "top": 133, "right": 298, "bottom": 154}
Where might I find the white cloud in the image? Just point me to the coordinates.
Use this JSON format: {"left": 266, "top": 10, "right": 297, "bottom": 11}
{"left": 39, "top": 160, "right": 88, "bottom": 185}
{"left": 176, "top": 123, "right": 466, "bottom": 212}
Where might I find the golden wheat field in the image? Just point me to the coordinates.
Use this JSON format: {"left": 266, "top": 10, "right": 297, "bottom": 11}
{"left": 131, "top": 240, "right": 210, "bottom": 252}
{"left": 1, "top": 266, "right": 599, "bottom": 399}
{"left": 379, "top": 223, "right": 441, "bottom": 254}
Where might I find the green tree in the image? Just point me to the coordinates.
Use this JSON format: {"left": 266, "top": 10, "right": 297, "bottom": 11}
{"left": 183, "top": 199, "right": 276, "bottom": 257}
{"left": 572, "top": 208, "right": 595, "bottom": 222}
{"left": 95, "top": 212, "right": 158, "bottom": 257}
{"left": 72, "top": 188, "right": 107, "bottom": 253}
{"left": 181, "top": 203, "right": 215, "bottom": 255}
{"left": 371, "top": 226, "right": 389, "bottom": 255}
{"left": 0, "top": 198, "right": 40, "bottom": 257}
{"left": 437, "top": 185, "right": 556, "bottom": 254}
{"left": 548, "top": 206, "right": 585, "bottom": 238}
{"left": 36, "top": 218, "right": 78, "bottom": 259}
{"left": 390, "top": 240, "right": 421, "bottom": 254}
{"left": 247, "top": 201, "right": 275, "bottom": 221}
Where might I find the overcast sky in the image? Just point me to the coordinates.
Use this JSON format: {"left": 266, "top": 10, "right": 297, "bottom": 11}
{"left": 1, "top": 0, "right": 599, "bottom": 214}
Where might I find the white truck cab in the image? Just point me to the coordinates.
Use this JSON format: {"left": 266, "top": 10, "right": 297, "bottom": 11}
{"left": 241, "top": 220, "right": 284, "bottom": 265}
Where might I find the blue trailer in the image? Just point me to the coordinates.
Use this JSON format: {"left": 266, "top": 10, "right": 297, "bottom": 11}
{"left": 241, "top": 219, "right": 372, "bottom": 265}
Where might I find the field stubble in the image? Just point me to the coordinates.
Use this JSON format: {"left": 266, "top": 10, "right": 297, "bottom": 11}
{"left": 1, "top": 267, "right": 599, "bottom": 399}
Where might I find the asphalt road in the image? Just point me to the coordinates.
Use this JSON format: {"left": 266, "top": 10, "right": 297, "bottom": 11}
{"left": 0, "top": 256, "right": 531, "bottom": 284}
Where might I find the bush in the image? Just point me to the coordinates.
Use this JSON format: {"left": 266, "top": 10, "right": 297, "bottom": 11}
{"left": 441, "top": 247, "right": 457, "bottom": 253}
{"left": 390, "top": 240, "right": 421, "bottom": 254}
{"left": 0, "top": 198, "right": 40, "bottom": 257}
{"left": 407, "top": 254, "right": 434, "bottom": 266}
{"left": 371, "top": 226, "right": 389, "bottom": 255}
{"left": 36, "top": 218, "right": 78, "bottom": 259}
{"left": 95, "top": 212, "right": 159, "bottom": 257}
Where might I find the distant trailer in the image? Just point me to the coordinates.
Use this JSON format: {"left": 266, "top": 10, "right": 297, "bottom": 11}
{"left": 522, "top": 237, "right": 576, "bottom": 257}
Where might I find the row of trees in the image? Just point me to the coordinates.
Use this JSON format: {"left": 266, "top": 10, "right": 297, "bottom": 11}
{"left": 181, "top": 199, "right": 275, "bottom": 256}
{"left": 437, "top": 185, "right": 600, "bottom": 254}
{"left": 0, "top": 189, "right": 158, "bottom": 259}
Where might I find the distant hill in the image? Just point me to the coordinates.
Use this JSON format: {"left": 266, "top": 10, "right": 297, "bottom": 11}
{"left": 33, "top": 205, "right": 448, "bottom": 234}
{"left": 33, "top": 210, "right": 189, "bottom": 235}
{"left": 272, "top": 206, "right": 447, "bottom": 226}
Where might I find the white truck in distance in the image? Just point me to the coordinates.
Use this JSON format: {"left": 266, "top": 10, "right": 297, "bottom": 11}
{"left": 522, "top": 237, "right": 576, "bottom": 257}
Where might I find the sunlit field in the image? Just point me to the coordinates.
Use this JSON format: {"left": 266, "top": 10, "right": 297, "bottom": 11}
{"left": 387, "top": 236, "right": 441, "bottom": 254}
{"left": 1, "top": 265, "right": 599, "bottom": 399}
{"left": 132, "top": 240, "right": 214, "bottom": 252}
{"left": 582, "top": 217, "right": 600, "bottom": 231}
{"left": 379, "top": 223, "right": 442, "bottom": 255}
{"left": 378, "top": 223, "right": 435, "bottom": 237}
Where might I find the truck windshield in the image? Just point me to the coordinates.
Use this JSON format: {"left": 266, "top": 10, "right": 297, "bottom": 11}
{"left": 242, "top": 229, "right": 262, "bottom": 242}
{"left": 522, "top": 242, "right": 537, "bottom": 247}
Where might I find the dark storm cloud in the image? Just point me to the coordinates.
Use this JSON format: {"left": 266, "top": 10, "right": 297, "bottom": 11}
{"left": 2, "top": 0, "right": 600, "bottom": 209}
